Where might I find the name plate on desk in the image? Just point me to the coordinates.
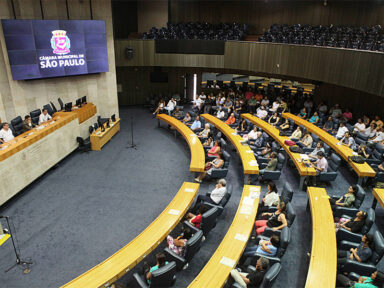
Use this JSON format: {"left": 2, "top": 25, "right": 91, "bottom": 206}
{"left": 220, "top": 256, "right": 236, "bottom": 268}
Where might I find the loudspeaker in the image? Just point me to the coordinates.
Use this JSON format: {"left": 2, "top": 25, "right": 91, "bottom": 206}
{"left": 125, "top": 47, "right": 134, "bottom": 59}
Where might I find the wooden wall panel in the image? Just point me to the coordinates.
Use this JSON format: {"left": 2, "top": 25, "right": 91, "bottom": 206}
{"left": 115, "top": 40, "right": 384, "bottom": 97}
{"left": 169, "top": 0, "right": 384, "bottom": 34}
{"left": 41, "top": 0, "right": 68, "bottom": 19}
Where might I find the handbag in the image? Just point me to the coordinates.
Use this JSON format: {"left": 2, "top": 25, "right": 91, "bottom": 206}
{"left": 289, "top": 146, "right": 304, "bottom": 153}
{"left": 347, "top": 155, "right": 365, "bottom": 164}
{"left": 205, "top": 163, "right": 213, "bottom": 171}
{"left": 284, "top": 139, "right": 296, "bottom": 146}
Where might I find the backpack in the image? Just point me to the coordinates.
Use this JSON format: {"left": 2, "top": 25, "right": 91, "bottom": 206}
{"left": 289, "top": 146, "right": 304, "bottom": 153}
{"left": 348, "top": 155, "right": 365, "bottom": 164}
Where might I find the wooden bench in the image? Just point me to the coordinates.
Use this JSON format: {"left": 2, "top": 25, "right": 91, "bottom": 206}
{"left": 242, "top": 113, "right": 316, "bottom": 189}
{"left": 282, "top": 113, "right": 376, "bottom": 185}
{"left": 372, "top": 188, "right": 384, "bottom": 209}
{"left": 188, "top": 185, "right": 260, "bottom": 288}
{"left": 90, "top": 118, "right": 120, "bottom": 151}
{"left": 61, "top": 182, "right": 199, "bottom": 288}
{"left": 157, "top": 114, "right": 205, "bottom": 172}
{"left": 306, "top": 187, "right": 337, "bottom": 288}
{"left": 201, "top": 114, "right": 259, "bottom": 181}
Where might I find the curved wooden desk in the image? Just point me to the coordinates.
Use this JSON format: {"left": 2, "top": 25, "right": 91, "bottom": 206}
{"left": 282, "top": 113, "right": 376, "bottom": 184}
{"left": 188, "top": 185, "right": 260, "bottom": 288}
{"left": 157, "top": 114, "right": 205, "bottom": 172}
{"left": 372, "top": 188, "right": 384, "bottom": 210}
{"left": 61, "top": 182, "right": 199, "bottom": 288}
{"left": 200, "top": 114, "right": 259, "bottom": 178}
{"left": 242, "top": 113, "right": 316, "bottom": 189}
{"left": 306, "top": 187, "right": 336, "bottom": 288}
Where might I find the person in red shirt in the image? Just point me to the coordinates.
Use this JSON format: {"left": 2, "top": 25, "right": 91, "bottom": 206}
{"left": 255, "top": 89, "right": 263, "bottom": 102}
{"left": 185, "top": 205, "right": 209, "bottom": 229}
{"left": 245, "top": 88, "right": 254, "bottom": 101}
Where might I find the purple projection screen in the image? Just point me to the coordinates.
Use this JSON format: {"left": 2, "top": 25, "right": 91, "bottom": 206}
{"left": 1, "top": 19, "right": 109, "bottom": 80}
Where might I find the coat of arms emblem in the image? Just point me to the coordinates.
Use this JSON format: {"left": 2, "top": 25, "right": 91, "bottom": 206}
{"left": 51, "top": 30, "right": 70, "bottom": 55}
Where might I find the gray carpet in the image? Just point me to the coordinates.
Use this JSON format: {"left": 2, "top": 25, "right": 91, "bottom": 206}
{"left": 0, "top": 106, "right": 383, "bottom": 288}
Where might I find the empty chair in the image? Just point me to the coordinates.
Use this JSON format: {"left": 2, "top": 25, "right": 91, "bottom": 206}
{"left": 318, "top": 153, "right": 341, "bottom": 183}
{"left": 50, "top": 101, "right": 58, "bottom": 114}
{"left": 29, "top": 109, "right": 41, "bottom": 125}
{"left": 280, "top": 182, "right": 294, "bottom": 203}
{"left": 10, "top": 116, "right": 23, "bottom": 136}
{"left": 184, "top": 206, "right": 219, "bottom": 236}
{"left": 367, "top": 143, "right": 384, "bottom": 166}
{"left": 336, "top": 208, "right": 375, "bottom": 243}
{"left": 133, "top": 261, "right": 176, "bottom": 288}
{"left": 164, "top": 230, "right": 203, "bottom": 270}
{"left": 76, "top": 137, "right": 91, "bottom": 153}
{"left": 58, "top": 98, "right": 64, "bottom": 111}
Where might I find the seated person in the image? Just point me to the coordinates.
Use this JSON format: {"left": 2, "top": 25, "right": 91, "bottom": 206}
{"left": 260, "top": 96, "right": 269, "bottom": 107}
{"left": 242, "top": 235, "right": 280, "bottom": 259}
{"left": 185, "top": 205, "right": 210, "bottom": 229}
{"left": 194, "top": 179, "right": 227, "bottom": 209}
{"left": 198, "top": 123, "right": 210, "bottom": 138}
{"left": 189, "top": 115, "right": 202, "bottom": 131}
{"left": 309, "top": 151, "right": 328, "bottom": 185}
{"left": 230, "top": 257, "right": 270, "bottom": 288}
{"left": 195, "top": 152, "right": 224, "bottom": 183}
{"left": 38, "top": 108, "right": 52, "bottom": 125}
{"left": 258, "top": 152, "right": 278, "bottom": 177}
{"left": 270, "top": 100, "right": 280, "bottom": 112}
{"left": 343, "top": 108, "right": 353, "bottom": 123}
{"left": 202, "top": 132, "right": 214, "bottom": 148}
{"left": 172, "top": 107, "right": 183, "bottom": 119}
{"left": 297, "top": 131, "right": 313, "bottom": 148}
{"left": 23, "top": 115, "right": 36, "bottom": 131}
{"left": 361, "top": 122, "right": 377, "bottom": 138}
{"left": 331, "top": 104, "right": 343, "bottom": 119}
{"left": 279, "top": 119, "right": 289, "bottom": 131}
{"left": 257, "top": 182, "right": 279, "bottom": 215}
{"left": 234, "top": 100, "right": 242, "bottom": 114}
{"left": 290, "top": 126, "right": 302, "bottom": 141}
{"left": 164, "top": 97, "right": 177, "bottom": 115}
{"left": 308, "top": 141, "right": 325, "bottom": 162}
{"left": 371, "top": 115, "right": 384, "bottom": 130}
{"left": 357, "top": 144, "right": 370, "bottom": 159}
{"left": 336, "top": 270, "right": 384, "bottom": 288}
{"left": 279, "top": 99, "right": 288, "bottom": 113}
{"left": 256, "top": 106, "right": 268, "bottom": 120}
{"left": 144, "top": 253, "right": 168, "bottom": 284}
{"left": 250, "top": 131, "right": 263, "bottom": 148}
{"left": 216, "top": 108, "right": 225, "bottom": 119}
{"left": 255, "top": 142, "right": 272, "bottom": 157}
{"left": 353, "top": 118, "right": 366, "bottom": 134}
{"left": 207, "top": 139, "right": 222, "bottom": 157}
{"left": 369, "top": 127, "right": 384, "bottom": 146}
{"left": 268, "top": 112, "right": 280, "bottom": 126}
{"left": 225, "top": 113, "right": 236, "bottom": 125}
{"left": 334, "top": 122, "right": 349, "bottom": 140}
{"left": 308, "top": 111, "right": 319, "bottom": 124}
{"left": 335, "top": 210, "right": 367, "bottom": 234}
{"left": 0, "top": 122, "right": 14, "bottom": 144}
{"left": 153, "top": 99, "right": 165, "bottom": 115}
{"left": 340, "top": 131, "right": 357, "bottom": 150}
{"left": 337, "top": 234, "right": 373, "bottom": 269}
{"left": 166, "top": 227, "right": 193, "bottom": 256}
{"left": 298, "top": 107, "right": 307, "bottom": 119}
{"left": 255, "top": 201, "right": 287, "bottom": 235}
{"left": 182, "top": 112, "right": 191, "bottom": 124}
{"left": 323, "top": 116, "right": 334, "bottom": 133}
{"left": 330, "top": 185, "right": 357, "bottom": 211}
{"left": 248, "top": 96, "right": 257, "bottom": 114}
{"left": 236, "top": 119, "right": 248, "bottom": 134}
{"left": 224, "top": 97, "right": 233, "bottom": 113}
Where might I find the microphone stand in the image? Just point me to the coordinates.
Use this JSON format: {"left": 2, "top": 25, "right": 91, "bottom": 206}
{"left": 126, "top": 116, "right": 137, "bottom": 150}
{"left": 1, "top": 216, "right": 32, "bottom": 273}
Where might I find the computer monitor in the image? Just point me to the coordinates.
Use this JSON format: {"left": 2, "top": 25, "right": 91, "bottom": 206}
{"left": 75, "top": 98, "right": 82, "bottom": 107}
{"left": 64, "top": 102, "right": 72, "bottom": 112}
{"left": 100, "top": 123, "right": 105, "bottom": 132}
{"left": 81, "top": 96, "right": 87, "bottom": 104}
{"left": 93, "top": 123, "right": 98, "bottom": 131}
{"left": 106, "top": 120, "right": 110, "bottom": 128}
{"left": 111, "top": 114, "right": 116, "bottom": 122}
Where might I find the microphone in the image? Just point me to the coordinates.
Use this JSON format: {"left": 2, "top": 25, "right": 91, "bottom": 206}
{"left": 0, "top": 215, "right": 8, "bottom": 218}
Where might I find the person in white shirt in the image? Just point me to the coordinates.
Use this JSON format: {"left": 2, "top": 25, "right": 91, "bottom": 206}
{"left": 310, "top": 151, "right": 328, "bottom": 185}
{"left": 270, "top": 100, "right": 280, "bottom": 112}
{"left": 0, "top": 122, "right": 15, "bottom": 143}
{"left": 308, "top": 141, "right": 325, "bottom": 161}
{"left": 164, "top": 98, "right": 176, "bottom": 115}
{"left": 194, "top": 179, "right": 227, "bottom": 209}
{"left": 216, "top": 108, "right": 225, "bottom": 119}
{"left": 261, "top": 96, "right": 269, "bottom": 107}
{"left": 247, "top": 126, "right": 259, "bottom": 140}
{"left": 257, "top": 182, "right": 279, "bottom": 215}
{"left": 369, "top": 127, "right": 384, "bottom": 145}
{"left": 335, "top": 122, "right": 349, "bottom": 140}
{"left": 38, "top": 108, "right": 52, "bottom": 125}
{"left": 290, "top": 126, "right": 302, "bottom": 141}
{"left": 361, "top": 122, "right": 376, "bottom": 138}
{"left": 256, "top": 106, "right": 268, "bottom": 119}
{"left": 353, "top": 118, "right": 366, "bottom": 133}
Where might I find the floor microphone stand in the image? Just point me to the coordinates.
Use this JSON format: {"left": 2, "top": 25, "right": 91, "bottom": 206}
{"left": 126, "top": 116, "right": 137, "bottom": 150}
{"left": 3, "top": 216, "right": 32, "bottom": 273}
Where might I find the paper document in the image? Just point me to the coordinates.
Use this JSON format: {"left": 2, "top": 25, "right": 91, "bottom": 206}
{"left": 168, "top": 209, "right": 180, "bottom": 215}
{"left": 300, "top": 154, "right": 309, "bottom": 160}
{"left": 240, "top": 205, "right": 252, "bottom": 215}
{"left": 234, "top": 233, "right": 248, "bottom": 242}
{"left": 220, "top": 257, "right": 236, "bottom": 268}
{"left": 242, "top": 196, "right": 255, "bottom": 206}
{"left": 184, "top": 188, "right": 195, "bottom": 193}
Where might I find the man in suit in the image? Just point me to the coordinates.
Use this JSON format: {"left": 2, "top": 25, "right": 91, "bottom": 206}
{"left": 23, "top": 115, "right": 36, "bottom": 131}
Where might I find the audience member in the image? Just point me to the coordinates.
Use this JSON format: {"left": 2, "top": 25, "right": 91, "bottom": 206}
{"left": 330, "top": 185, "right": 357, "bottom": 211}
{"left": 337, "top": 234, "right": 373, "bottom": 269}
{"left": 166, "top": 227, "right": 193, "bottom": 256}
{"left": 194, "top": 179, "right": 227, "bottom": 209}
{"left": 198, "top": 123, "right": 210, "bottom": 138}
{"left": 256, "top": 106, "right": 268, "bottom": 119}
{"left": 335, "top": 122, "right": 349, "bottom": 140}
{"left": 230, "top": 257, "right": 270, "bottom": 288}
{"left": 185, "top": 205, "right": 210, "bottom": 229}
{"left": 22, "top": 115, "right": 36, "bottom": 131}
{"left": 144, "top": 253, "right": 168, "bottom": 284}
{"left": 225, "top": 113, "right": 236, "bottom": 125}
{"left": 255, "top": 201, "right": 287, "bottom": 235}
{"left": 258, "top": 182, "right": 279, "bottom": 215}
{"left": 335, "top": 210, "right": 367, "bottom": 234}
{"left": 207, "top": 139, "right": 222, "bottom": 157}
{"left": 153, "top": 99, "right": 165, "bottom": 115}
{"left": 0, "top": 122, "right": 14, "bottom": 143}
{"left": 190, "top": 115, "right": 202, "bottom": 131}
{"left": 336, "top": 270, "right": 384, "bottom": 288}
{"left": 308, "top": 141, "right": 325, "bottom": 161}
{"left": 297, "top": 131, "right": 313, "bottom": 148}
{"left": 268, "top": 112, "right": 280, "bottom": 126}
{"left": 195, "top": 151, "right": 224, "bottom": 182}
{"left": 308, "top": 111, "right": 319, "bottom": 124}
{"left": 38, "top": 108, "right": 52, "bottom": 125}
{"left": 323, "top": 116, "right": 334, "bottom": 133}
